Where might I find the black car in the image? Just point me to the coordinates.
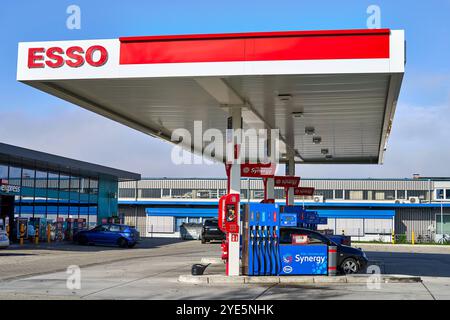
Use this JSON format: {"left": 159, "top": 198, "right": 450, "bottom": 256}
{"left": 201, "top": 219, "right": 225, "bottom": 243}
{"left": 280, "top": 227, "right": 368, "bottom": 274}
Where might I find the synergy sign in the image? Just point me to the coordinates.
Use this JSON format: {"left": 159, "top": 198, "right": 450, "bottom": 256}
{"left": 279, "top": 245, "right": 328, "bottom": 275}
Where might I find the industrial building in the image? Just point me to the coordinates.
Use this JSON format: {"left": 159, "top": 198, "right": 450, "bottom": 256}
{"left": 118, "top": 177, "right": 450, "bottom": 242}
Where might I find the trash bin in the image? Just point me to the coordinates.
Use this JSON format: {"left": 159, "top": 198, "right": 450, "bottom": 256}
{"left": 191, "top": 264, "right": 209, "bottom": 276}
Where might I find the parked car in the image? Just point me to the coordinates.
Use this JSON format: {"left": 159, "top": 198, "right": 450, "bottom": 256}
{"left": 201, "top": 219, "right": 225, "bottom": 244}
{"left": 0, "top": 231, "right": 9, "bottom": 248}
{"left": 74, "top": 224, "right": 140, "bottom": 248}
{"left": 279, "top": 227, "right": 368, "bottom": 274}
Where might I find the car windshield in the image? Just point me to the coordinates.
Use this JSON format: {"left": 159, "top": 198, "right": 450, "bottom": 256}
{"left": 204, "top": 220, "right": 218, "bottom": 227}
{"left": 92, "top": 225, "right": 109, "bottom": 232}
{"left": 280, "top": 228, "right": 329, "bottom": 245}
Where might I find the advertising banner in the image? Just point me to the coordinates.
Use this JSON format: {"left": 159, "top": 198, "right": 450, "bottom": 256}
{"left": 279, "top": 244, "right": 328, "bottom": 275}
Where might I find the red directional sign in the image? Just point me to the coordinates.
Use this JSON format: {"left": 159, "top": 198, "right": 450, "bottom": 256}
{"left": 274, "top": 176, "right": 300, "bottom": 188}
{"left": 225, "top": 163, "right": 277, "bottom": 178}
{"left": 293, "top": 187, "right": 315, "bottom": 196}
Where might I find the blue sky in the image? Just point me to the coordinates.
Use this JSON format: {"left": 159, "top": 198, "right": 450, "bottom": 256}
{"left": 0, "top": 1, "right": 449, "bottom": 178}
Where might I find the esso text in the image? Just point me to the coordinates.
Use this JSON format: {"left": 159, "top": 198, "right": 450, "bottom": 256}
{"left": 28, "top": 45, "right": 108, "bottom": 69}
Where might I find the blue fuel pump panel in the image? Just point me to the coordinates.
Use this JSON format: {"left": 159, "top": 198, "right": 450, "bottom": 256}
{"left": 247, "top": 203, "right": 281, "bottom": 276}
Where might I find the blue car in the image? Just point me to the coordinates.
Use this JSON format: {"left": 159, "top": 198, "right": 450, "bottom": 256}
{"left": 75, "top": 224, "right": 140, "bottom": 248}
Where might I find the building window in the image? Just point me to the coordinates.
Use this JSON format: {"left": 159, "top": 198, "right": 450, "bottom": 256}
{"left": 373, "top": 190, "right": 395, "bottom": 200}
{"left": 196, "top": 190, "right": 217, "bottom": 199}
{"left": 240, "top": 189, "right": 248, "bottom": 199}
{"left": 171, "top": 189, "right": 192, "bottom": 199}
{"left": 397, "top": 190, "right": 406, "bottom": 200}
{"left": 316, "top": 190, "right": 333, "bottom": 200}
{"left": 253, "top": 190, "right": 264, "bottom": 199}
{"left": 334, "top": 190, "right": 344, "bottom": 199}
{"left": 162, "top": 189, "right": 171, "bottom": 198}
{"left": 275, "top": 188, "right": 285, "bottom": 199}
{"left": 175, "top": 217, "right": 188, "bottom": 232}
{"left": 345, "top": 190, "right": 367, "bottom": 201}
{"left": 119, "top": 188, "right": 136, "bottom": 198}
{"left": 408, "top": 190, "right": 427, "bottom": 200}
{"left": 435, "top": 189, "right": 445, "bottom": 200}
{"left": 436, "top": 214, "right": 450, "bottom": 235}
{"left": 141, "top": 188, "right": 162, "bottom": 198}
{"left": 446, "top": 190, "right": 450, "bottom": 200}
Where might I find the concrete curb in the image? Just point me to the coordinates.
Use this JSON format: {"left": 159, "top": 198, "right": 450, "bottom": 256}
{"left": 200, "top": 258, "right": 224, "bottom": 265}
{"left": 178, "top": 274, "right": 421, "bottom": 285}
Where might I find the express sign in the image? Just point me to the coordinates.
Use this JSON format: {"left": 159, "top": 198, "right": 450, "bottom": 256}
{"left": 28, "top": 45, "right": 108, "bottom": 69}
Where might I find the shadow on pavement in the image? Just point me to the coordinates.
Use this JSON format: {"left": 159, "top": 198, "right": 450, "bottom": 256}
{"left": 366, "top": 251, "right": 450, "bottom": 277}
{"left": 3, "top": 238, "right": 188, "bottom": 253}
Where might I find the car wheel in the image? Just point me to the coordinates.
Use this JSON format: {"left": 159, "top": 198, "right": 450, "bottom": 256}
{"left": 128, "top": 243, "right": 136, "bottom": 248}
{"left": 340, "top": 258, "right": 360, "bottom": 274}
{"left": 118, "top": 238, "right": 128, "bottom": 248}
{"left": 201, "top": 237, "right": 206, "bottom": 244}
{"left": 78, "top": 235, "right": 88, "bottom": 246}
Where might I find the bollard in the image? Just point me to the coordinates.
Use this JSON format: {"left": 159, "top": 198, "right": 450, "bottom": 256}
{"left": 19, "top": 224, "right": 24, "bottom": 245}
{"left": 328, "top": 245, "right": 337, "bottom": 276}
{"left": 35, "top": 227, "right": 39, "bottom": 245}
{"left": 411, "top": 231, "right": 415, "bottom": 245}
{"left": 392, "top": 231, "right": 395, "bottom": 244}
{"left": 47, "top": 224, "right": 51, "bottom": 243}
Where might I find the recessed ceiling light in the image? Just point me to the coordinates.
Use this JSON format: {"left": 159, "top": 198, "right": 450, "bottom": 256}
{"left": 292, "top": 112, "right": 303, "bottom": 118}
{"left": 325, "top": 155, "right": 333, "bottom": 160}
{"left": 321, "top": 148, "right": 329, "bottom": 155}
{"left": 313, "top": 136, "right": 322, "bottom": 144}
{"left": 305, "top": 127, "right": 315, "bottom": 135}
{"left": 277, "top": 94, "right": 292, "bottom": 102}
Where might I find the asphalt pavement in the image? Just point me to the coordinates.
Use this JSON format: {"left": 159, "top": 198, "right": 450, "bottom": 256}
{"left": 0, "top": 240, "right": 449, "bottom": 300}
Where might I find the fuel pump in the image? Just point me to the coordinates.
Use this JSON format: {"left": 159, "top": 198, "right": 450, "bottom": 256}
{"left": 218, "top": 194, "right": 240, "bottom": 275}
{"left": 243, "top": 203, "right": 280, "bottom": 276}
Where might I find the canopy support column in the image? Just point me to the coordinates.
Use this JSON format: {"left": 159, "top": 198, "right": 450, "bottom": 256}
{"left": 228, "top": 106, "right": 242, "bottom": 276}
{"left": 286, "top": 153, "right": 295, "bottom": 206}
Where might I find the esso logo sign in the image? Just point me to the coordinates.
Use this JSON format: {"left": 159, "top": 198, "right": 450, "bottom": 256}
{"left": 28, "top": 45, "right": 108, "bottom": 69}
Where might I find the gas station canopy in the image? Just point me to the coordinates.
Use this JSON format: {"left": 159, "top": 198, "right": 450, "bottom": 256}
{"left": 17, "top": 29, "right": 405, "bottom": 164}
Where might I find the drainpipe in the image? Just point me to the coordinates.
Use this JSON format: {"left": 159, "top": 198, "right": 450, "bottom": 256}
{"left": 429, "top": 179, "right": 432, "bottom": 204}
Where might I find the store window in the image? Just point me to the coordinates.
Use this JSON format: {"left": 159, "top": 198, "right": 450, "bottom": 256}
{"left": 70, "top": 176, "right": 80, "bottom": 203}
{"left": 59, "top": 174, "right": 70, "bottom": 202}
{"left": 47, "top": 172, "right": 59, "bottom": 202}
{"left": 9, "top": 166, "right": 21, "bottom": 185}
{"left": 35, "top": 171, "right": 48, "bottom": 201}
{"left": 0, "top": 164, "right": 8, "bottom": 180}
{"left": 21, "top": 168, "right": 35, "bottom": 201}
